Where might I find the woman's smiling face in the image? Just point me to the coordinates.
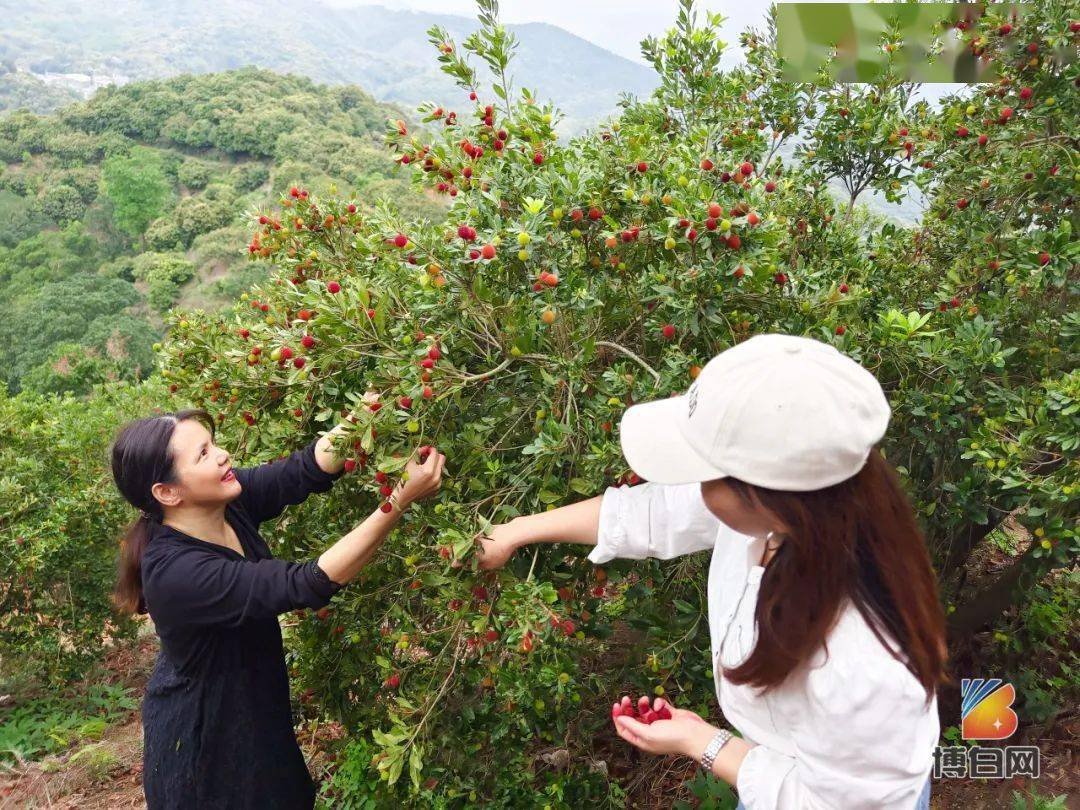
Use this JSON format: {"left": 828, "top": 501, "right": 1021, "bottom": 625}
{"left": 152, "top": 419, "right": 240, "bottom": 510}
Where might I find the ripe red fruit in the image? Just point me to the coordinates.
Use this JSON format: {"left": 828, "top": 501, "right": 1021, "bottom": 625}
{"left": 280, "top": 347, "right": 293, "bottom": 360}
{"left": 380, "top": 485, "right": 393, "bottom": 498}
{"left": 317, "top": 607, "right": 331, "bottom": 620}
{"left": 347, "top": 204, "right": 357, "bottom": 213}
{"left": 238, "top": 328, "right": 250, "bottom": 339}
{"left": 1038, "top": 251, "right": 1050, "bottom": 265}
{"left": 469, "top": 91, "right": 477, "bottom": 100}
{"left": 700, "top": 158, "right": 714, "bottom": 171}
{"left": 457, "top": 224, "right": 476, "bottom": 241}
{"left": 375, "top": 471, "right": 388, "bottom": 484}
{"left": 251, "top": 346, "right": 261, "bottom": 355}
{"left": 978, "top": 134, "right": 988, "bottom": 146}
{"left": 481, "top": 244, "right": 496, "bottom": 260}
{"left": 740, "top": 161, "right": 754, "bottom": 176}
{"left": 293, "top": 357, "right": 306, "bottom": 369}
{"left": 661, "top": 324, "right": 676, "bottom": 340}
{"left": 774, "top": 272, "right": 788, "bottom": 286}
{"left": 705, "top": 217, "right": 718, "bottom": 231}
{"left": 420, "top": 358, "right": 435, "bottom": 370}
{"left": 733, "top": 266, "right": 745, "bottom": 279}
{"left": 290, "top": 186, "right": 300, "bottom": 198}
{"left": 393, "top": 233, "right": 408, "bottom": 248}
{"left": 327, "top": 281, "right": 341, "bottom": 294}
{"left": 561, "top": 620, "right": 576, "bottom": 636}
{"left": 835, "top": 325, "right": 846, "bottom": 336}
{"left": 656, "top": 704, "right": 673, "bottom": 721}
{"left": 243, "top": 411, "right": 255, "bottom": 425}
{"left": 747, "top": 212, "right": 760, "bottom": 226}
{"left": 950, "top": 297, "right": 961, "bottom": 308}
{"left": 419, "top": 445, "right": 433, "bottom": 463}
{"left": 533, "top": 152, "right": 544, "bottom": 166}
{"left": 297, "top": 310, "right": 311, "bottom": 321}
{"left": 687, "top": 228, "right": 698, "bottom": 242}
{"left": 343, "top": 459, "right": 357, "bottom": 473}
{"left": 998, "top": 23, "right": 1012, "bottom": 35}
{"left": 1019, "top": 87, "right": 1032, "bottom": 100}
{"left": 588, "top": 207, "right": 602, "bottom": 221}
{"left": 898, "top": 127, "right": 909, "bottom": 137}
{"left": 380, "top": 502, "right": 393, "bottom": 513}
{"left": 1000, "top": 107, "right": 1014, "bottom": 120}
{"left": 399, "top": 395, "right": 413, "bottom": 409}
{"left": 1027, "top": 42, "right": 1038, "bottom": 53}
{"left": 708, "top": 202, "right": 722, "bottom": 218}
{"left": 472, "top": 586, "right": 489, "bottom": 601}
{"left": 366, "top": 308, "right": 376, "bottom": 319}
{"left": 956, "top": 198, "right": 969, "bottom": 210}
{"left": 726, "top": 234, "right": 741, "bottom": 250}
{"left": 485, "top": 629, "right": 499, "bottom": 642}
{"left": 956, "top": 126, "right": 969, "bottom": 137}
{"left": 570, "top": 208, "right": 583, "bottom": 222}
{"left": 258, "top": 215, "right": 268, "bottom": 225}
{"left": 301, "top": 335, "right": 315, "bottom": 349}
{"left": 422, "top": 386, "right": 434, "bottom": 399}
{"left": 386, "top": 673, "right": 400, "bottom": 689}
{"left": 428, "top": 346, "right": 441, "bottom": 361}
{"left": 839, "top": 283, "right": 849, "bottom": 293}
{"left": 765, "top": 181, "right": 777, "bottom": 193}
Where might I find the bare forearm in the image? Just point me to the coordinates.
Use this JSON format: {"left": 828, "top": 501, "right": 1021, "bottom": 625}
{"left": 511, "top": 494, "right": 604, "bottom": 548}
{"left": 317, "top": 500, "right": 405, "bottom": 585}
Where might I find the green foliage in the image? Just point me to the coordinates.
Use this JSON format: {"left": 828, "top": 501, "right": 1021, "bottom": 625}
{"left": 0, "top": 378, "right": 166, "bottom": 689}
{"left": 132, "top": 251, "right": 197, "bottom": 312}
{"left": 0, "top": 683, "right": 137, "bottom": 765}
{"left": 100, "top": 145, "right": 172, "bottom": 237}
{"left": 34, "top": 182, "right": 85, "bottom": 223}
{"left": 177, "top": 157, "right": 216, "bottom": 190}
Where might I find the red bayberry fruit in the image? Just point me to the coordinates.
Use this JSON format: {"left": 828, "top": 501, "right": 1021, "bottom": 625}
{"left": 327, "top": 281, "right": 341, "bottom": 293}
{"left": 293, "top": 357, "right": 305, "bottom": 369}
{"left": 317, "top": 607, "right": 331, "bottom": 620}
{"left": 481, "top": 244, "right": 496, "bottom": 259}
{"left": 839, "top": 283, "right": 849, "bottom": 293}
{"left": 637, "top": 161, "right": 648, "bottom": 173}
{"left": 428, "top": 346, "right": 441, "bottom": 360}
{"left": 485, "top": 629, "right": 499, "bottom": 642}
{"left": 533, "top": 152, "right": 544, "bottom": 165}
{"left": 588, "top": 207, "right": 602, "bottom": 221}
{"left": 422, "top": 386, "right": 434, "bottom": 399}
{"left": 301, "top": 335, "right": 315, "bottom": 349}
{"left": 399, "top": 396, "right": 413, "bottom": 409}
{"left": 1038, "top": 251, "right": 1050, "bottom": 265}
{"left": 978, "top": 134, "right": 988, "bottom": 146}
{"left": 956, "top": 126, "right": 969, "bottom": 137}
{"left": 393, "top": 233, "right": 408, "bottom": 248}
{"left": 835, "top": 325, "right": 846, "bottom": 336}
{"left": 380, "top": 502, "right": 393, "bottom": 513}
{"left": 347, "top": 204, "right": 357, "bottom": 213}
{"left": 375, "top": 471, "right": 388, "bottom": 484}
{"left": 344, "top": 459, "right": 357, "bottom": 473}
{"left": 705, "top": 217, "right": 718, "bottom": 231}
{"left": 386, "top": 673, "right": 400, "bottom": 689}
{"left": 700, "top": 158, "right": 714, "bottom": 171}
{"left": 726, "top": 234, "right": 741, "bottom": 250}
{"left": 740, "top": 161, "right": 754, "bottom": 176}
{"left": 661, "top": 324, "right": 676, "bottom": 340}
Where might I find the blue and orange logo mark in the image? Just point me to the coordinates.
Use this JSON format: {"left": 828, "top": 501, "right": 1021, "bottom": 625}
{"left": 961, "top": 679, "right": 1018, "bottom": 740}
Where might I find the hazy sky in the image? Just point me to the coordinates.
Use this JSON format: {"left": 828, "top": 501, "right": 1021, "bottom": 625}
{"left": 343, "top": 0, "right": 771, "bottom": 67}
{"left": 342, "top": 1, "right": 966, "bottom": 101}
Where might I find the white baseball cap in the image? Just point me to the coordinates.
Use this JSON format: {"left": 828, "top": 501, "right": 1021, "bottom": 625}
{"left": 618, "top": 333, "right": 892, "bottom": 491}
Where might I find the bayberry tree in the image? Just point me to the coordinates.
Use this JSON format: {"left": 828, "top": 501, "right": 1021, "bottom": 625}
{"left": 157, "top": 0, "right": 1076, "bottom": 802}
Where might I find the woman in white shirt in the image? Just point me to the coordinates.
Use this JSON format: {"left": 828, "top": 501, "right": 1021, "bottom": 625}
{"left": 478, "top": 333, "right": 945, "bottom": 809}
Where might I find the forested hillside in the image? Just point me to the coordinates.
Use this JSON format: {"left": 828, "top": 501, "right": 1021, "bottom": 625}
{"left": 0, "top": 68, "right": 445, "bottom": 397}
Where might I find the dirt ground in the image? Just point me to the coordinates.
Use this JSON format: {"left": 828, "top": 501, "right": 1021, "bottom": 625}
{"left": 1, "top": 623, "right": 1074, "bottom": 809}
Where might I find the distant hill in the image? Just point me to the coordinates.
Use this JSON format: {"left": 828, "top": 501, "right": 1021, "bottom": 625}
{"left": 0, "top": 0, "right": 659, "bottom": 133}
{"left": 0, "top": 68, "right": 445, "bottom": 398}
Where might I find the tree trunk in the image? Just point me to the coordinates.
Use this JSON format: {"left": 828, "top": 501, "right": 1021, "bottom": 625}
{"left": 940, "top": 510, "right": 1009, "bottom": 581}
{"left": 946, "top": 542, "right": 1040, "bottom": 639}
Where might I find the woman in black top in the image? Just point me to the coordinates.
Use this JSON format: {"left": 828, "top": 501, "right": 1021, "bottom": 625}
{"left": 108, "top": 403, "right": 444, "bottom": 810}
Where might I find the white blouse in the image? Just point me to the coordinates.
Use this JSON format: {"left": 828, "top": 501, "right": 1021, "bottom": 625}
{"left": 589, "top": 481, "right": 938, "bottom": 809}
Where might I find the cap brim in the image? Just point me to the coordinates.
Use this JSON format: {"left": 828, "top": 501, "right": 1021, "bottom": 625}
{"left": 618, "top": 395, "right": 730, "bottom": 485}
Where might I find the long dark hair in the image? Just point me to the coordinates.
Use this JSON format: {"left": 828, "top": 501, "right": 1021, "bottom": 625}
{"left": 109, "top": 408, "right": 216, "bottom": 615}
{"left": 723, "top": 448, "right": 946, "bottom": 700}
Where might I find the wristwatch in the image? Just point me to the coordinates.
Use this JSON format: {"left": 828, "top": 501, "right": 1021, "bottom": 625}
{"left": 700, "top": 729, "right": 734, "bottom": 773}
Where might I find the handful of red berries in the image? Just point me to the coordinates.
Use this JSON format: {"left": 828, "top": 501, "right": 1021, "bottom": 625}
{"left": 611, "top": 694, "right": 673, "bottom": 724}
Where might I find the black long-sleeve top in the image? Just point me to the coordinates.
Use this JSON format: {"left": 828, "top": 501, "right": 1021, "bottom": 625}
{"left": 140, "top": 436, "right": 346, "bottom": 810}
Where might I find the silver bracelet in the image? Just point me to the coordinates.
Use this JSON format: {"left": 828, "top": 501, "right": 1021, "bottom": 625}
{"left": 700, "top": 729, "right": 734, "bottom": 773}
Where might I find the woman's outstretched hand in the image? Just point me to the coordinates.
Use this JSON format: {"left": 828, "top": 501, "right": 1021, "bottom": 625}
{"left": 397, "top": 446, "right": 444, "bottom": 507}
{"left": 611, "top": 695, "right": 717, "bottom": 758}
{"left": 475, "top": 520, "right": 528, "bottom": 570}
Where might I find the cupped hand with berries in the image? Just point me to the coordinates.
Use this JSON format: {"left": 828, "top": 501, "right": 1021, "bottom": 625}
{"left": 612, "top": 695, "right": 722, "bottom": 760}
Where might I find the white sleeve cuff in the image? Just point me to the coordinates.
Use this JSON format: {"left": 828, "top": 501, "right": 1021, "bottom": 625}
{"left": 736, "top": 744, "right": 796, "bottom": 810}
{"left": 587, "top": 486, "right": 628, "bottom": 564}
